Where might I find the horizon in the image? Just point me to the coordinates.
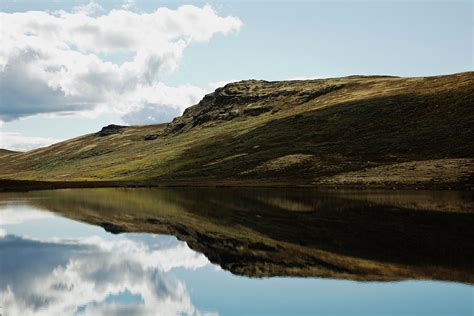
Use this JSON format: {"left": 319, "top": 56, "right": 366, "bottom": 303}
{"left": 1, "top": 0, "right": 472, "bottom": 151}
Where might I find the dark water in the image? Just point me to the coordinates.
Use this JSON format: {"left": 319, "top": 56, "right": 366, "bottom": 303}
{"left": 0, "top": 188, "right": 473, "bottom": 315}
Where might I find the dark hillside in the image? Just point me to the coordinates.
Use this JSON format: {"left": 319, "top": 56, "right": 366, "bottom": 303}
{"left": 0, "top": 72, "right": 472, "bottom": 189}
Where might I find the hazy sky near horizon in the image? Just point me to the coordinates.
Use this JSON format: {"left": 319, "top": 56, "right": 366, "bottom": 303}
{"left": 0, "top": 0, "right": 472, "bottom": 151}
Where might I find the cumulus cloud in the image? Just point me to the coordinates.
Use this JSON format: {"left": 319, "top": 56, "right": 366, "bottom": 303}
{"left": 0, "top": 5, "right": 242, "bottom": 123}
{"left": 72, "top": 1, "right": 105, "bottom": 16}
{"left": 0, "top": 131, "right": 62, "bottom": 151}
{"left": 122, "top": 104, "right": 181, "bottom": 125}
{"left": 121, "top": 0, "right": 136, "bottom": 10}
{"left": 121, "top": 83, "right": 206, "bottom": 124}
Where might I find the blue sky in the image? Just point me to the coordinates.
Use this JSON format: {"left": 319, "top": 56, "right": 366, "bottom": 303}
{"left": 0, "top": 0, "right": 472, "bottom": 150}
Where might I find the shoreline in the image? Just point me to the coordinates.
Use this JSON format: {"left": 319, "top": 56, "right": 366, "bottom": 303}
{"left": 1, "top": 178, "right": 472, "bottom": 192}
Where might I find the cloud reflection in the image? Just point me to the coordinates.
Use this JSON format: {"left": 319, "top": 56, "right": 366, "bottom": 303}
{"left": 0, "top": 233, "right": 214, "bottom": 316}
{"left": 0, "top": 205, "right": 53, "bottom": 225}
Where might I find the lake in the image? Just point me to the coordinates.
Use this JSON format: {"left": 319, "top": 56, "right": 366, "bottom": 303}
{"left": 0, "top": 188, "right": 473, "bottom": 315}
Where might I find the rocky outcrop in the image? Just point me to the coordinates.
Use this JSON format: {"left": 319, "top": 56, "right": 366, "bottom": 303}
{"left": 143, "top": 134, "right": 159, "bottom": 141}
{"left": 165, "top": 80, "right": 343, "bottom": 134}
{"left": 97, "top": 124, "right": 127, "bottom": 137}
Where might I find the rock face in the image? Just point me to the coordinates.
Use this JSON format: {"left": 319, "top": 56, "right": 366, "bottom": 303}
{"left": 165, "top": 79, "right": 343, "bottom": 134}
{"left": 97, "top": 124, "right": 126, "bottom": 137}
{"left": 143, "top": 134, "right": 159, "bottom": 141}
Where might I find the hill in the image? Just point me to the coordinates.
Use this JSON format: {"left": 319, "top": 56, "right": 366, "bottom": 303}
{"left": 0, "top": 149, "right": 19, "bottom": 157}
{"left": 0, "top": 72, "right": 473, "bottom": 189}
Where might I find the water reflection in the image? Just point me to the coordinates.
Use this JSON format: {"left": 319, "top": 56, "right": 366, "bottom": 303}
{"left": 0, "top": 207, "right": 213, "bottom": 316}
{"left": 0, "top": 188, "right": 473, "bottom": 315}
{"left": 7, "top": 187, "right": 473, "bottom": 282}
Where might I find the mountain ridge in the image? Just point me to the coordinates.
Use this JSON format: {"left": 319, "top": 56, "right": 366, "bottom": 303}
{"left": 1, "top": 72, "right": 473, "bottom": 190}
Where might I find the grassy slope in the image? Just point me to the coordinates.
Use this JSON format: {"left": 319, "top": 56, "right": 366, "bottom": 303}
{"left": 0, "top": 149, "right": 19, "bottom": 158}
{"left": 0, "top": 72, "right": 473, "bottom": 188}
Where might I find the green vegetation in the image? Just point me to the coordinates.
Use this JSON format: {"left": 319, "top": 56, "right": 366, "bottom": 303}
{"left": 0, "top": 72, "right": 473, "bottom": 189}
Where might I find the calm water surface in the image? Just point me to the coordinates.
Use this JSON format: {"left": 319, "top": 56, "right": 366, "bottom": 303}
{"left": 0, "top": 188, "right": 472, "bottom": 315}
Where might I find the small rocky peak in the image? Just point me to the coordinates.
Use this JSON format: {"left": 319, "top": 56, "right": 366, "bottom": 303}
{"left": 97, "top": 124, "right": 127, "bottom": 137}
{"left": 164, "top": 79, "right": 344, "bottom": 135}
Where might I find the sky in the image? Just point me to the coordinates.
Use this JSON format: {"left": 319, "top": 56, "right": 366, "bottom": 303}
{"left": 0, "top": 0, "right": 472, "bottom": 151}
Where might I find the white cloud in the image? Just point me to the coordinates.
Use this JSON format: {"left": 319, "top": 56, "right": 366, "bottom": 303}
{"left": 0, "top": 5, "right": 242, "bottom": 123}
{"left": 122, "top": 104, "right": 180, "bottom": 125}
{"left": 0, "top": 131, "right": 62, "bottom": 151}
{"left": 121, "top": 0, "right": 136, "bottom": 10}
{"left": 121, "top": 83, "right": 206, "bottom": 124}
{"left": 72, "top": 1, "right": 105, "bottom": 16}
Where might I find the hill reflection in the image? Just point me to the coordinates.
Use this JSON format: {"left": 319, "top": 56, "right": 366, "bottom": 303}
{"left": 5, "top": 187, "right": 474, "bottom": 283}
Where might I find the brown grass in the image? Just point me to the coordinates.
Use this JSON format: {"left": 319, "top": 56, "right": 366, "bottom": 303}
{"left": 0, "top": 72, "right": 472, "bottom": 190}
